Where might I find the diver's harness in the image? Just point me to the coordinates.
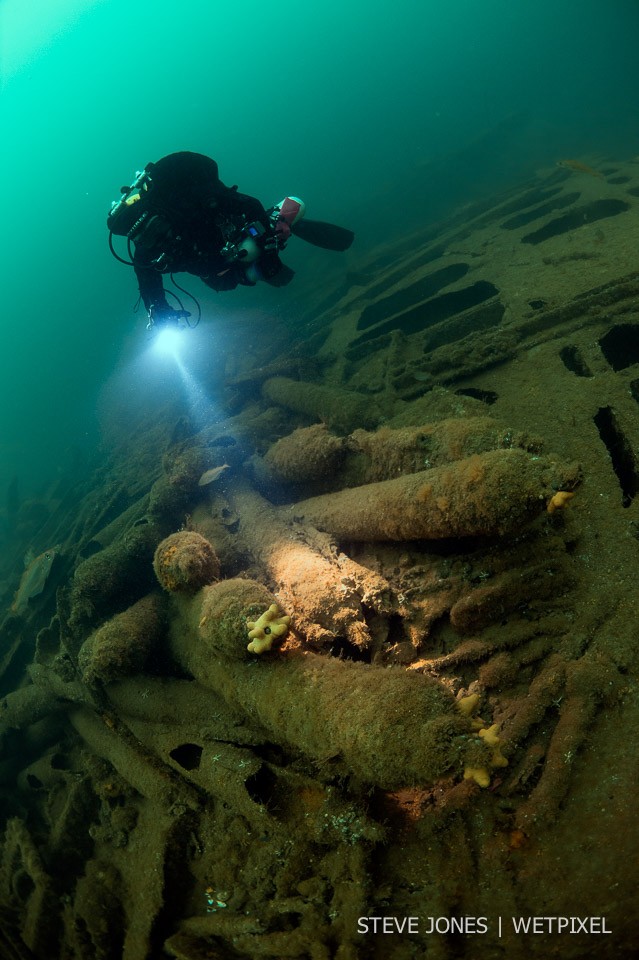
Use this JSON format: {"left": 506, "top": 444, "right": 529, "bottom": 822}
{"left": 108, "top": 164, "right": 287, "bottom": 270}
{"left": 107, "top": 165, "right": 288, "bottom": 330}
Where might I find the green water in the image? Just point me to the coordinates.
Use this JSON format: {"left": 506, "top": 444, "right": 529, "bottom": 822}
{"left": 1, "top": 0, "right": 638, "bottom": 504}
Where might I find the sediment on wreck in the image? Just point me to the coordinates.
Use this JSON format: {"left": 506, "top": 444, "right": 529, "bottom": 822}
{"left": 193, "top": 478, "right": 390, "bottom": 647}
{"left": 5, "top": 155, "right": 639, "bottom": 960}
{"left": 281, "top": 448, "right": 577, "bottom": 540}
{"left": 261, "top": 375, "right": 385, "bottom": 431}
{"left": 258, "top": 417, "right": 535, "bottom": 491}
{"left": 166, "top": 578, "right": 479, "bottom": 789}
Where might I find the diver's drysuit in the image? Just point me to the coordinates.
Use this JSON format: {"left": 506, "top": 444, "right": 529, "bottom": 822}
{"left": 107, "top": 151, "right": 297, "bottom": 324}
{"left": 107, "top": 150, "right": 354, "bottom": 327}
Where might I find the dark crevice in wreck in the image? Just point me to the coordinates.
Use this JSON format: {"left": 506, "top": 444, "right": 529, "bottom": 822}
{"left": 500, "top": 191, "right": 580, "bottom": 230}
{"left": 559, "top": 345, "right": 593, "bottom": 378}
{"left": 352, "top": 281, "right": 500, "bottom": 345}
{"left": 593, "top": 406, "right": 639, "bottom": 507}
{"left": 521, "top": 198, "right": 630, "bottom": 244}
{"left": 599, "top": 323, "right": 639, "bottom": 371}
{"left": 356, "top": 263, "right": 470, "bottom": 330}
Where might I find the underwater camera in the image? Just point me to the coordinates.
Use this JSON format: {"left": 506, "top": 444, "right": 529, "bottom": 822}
{"left": 220, "top": 220, "right": 267, "bottom": 264}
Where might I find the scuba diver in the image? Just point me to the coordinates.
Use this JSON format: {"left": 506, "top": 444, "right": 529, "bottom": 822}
{"left": 107, "top": 151, "right": 354, "bottom": 328}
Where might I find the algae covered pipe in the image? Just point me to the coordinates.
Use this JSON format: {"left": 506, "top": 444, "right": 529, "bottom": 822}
{"left": 262, "top": 376, "right": 383, "bottom": 433}
{"left": 220, "top": 478, "right": 390, "bottom": 648}
{"left": 168, "top": 578, "right": 486, "bottom": 790}
{"left": 279, "top": 448, "right": 573, "bottom": 541}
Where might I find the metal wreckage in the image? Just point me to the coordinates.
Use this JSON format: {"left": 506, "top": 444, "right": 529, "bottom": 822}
{"left": 1, "top": 156, "right": 638, "bottom": 960}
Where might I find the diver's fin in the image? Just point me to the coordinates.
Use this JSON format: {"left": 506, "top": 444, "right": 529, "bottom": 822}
{"left": 291, "top": 218, "right": 354, "bottom": 251}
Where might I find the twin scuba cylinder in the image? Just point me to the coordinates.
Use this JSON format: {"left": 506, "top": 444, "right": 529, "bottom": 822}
{"left": 107, "top": 166, "right": 155, "bottom": 239}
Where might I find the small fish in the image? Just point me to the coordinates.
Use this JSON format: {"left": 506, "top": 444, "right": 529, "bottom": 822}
{"left": 556, "top": 159, "right": 604, "bottom": 179}
{"left": 11, "top": 546, "right": 59, "bottom": 616}
{"left": 198, "top": 464, "right": 230, "bottom": 487}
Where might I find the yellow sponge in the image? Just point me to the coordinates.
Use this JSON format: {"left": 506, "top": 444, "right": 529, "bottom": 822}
{"left": 247, "top": 603, "right": 291, "bottom": 654}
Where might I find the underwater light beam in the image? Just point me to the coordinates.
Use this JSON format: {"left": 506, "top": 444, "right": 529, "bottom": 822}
{"left": 152, "top": 326, "right": 183, "bottom": 360}
{"left": 146, "top": 327, "right": 217, "bottom": 430}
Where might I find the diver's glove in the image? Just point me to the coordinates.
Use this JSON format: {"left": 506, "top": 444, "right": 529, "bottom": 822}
{"left": 146, "top": 303, "right": 191, "bottom": 330}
